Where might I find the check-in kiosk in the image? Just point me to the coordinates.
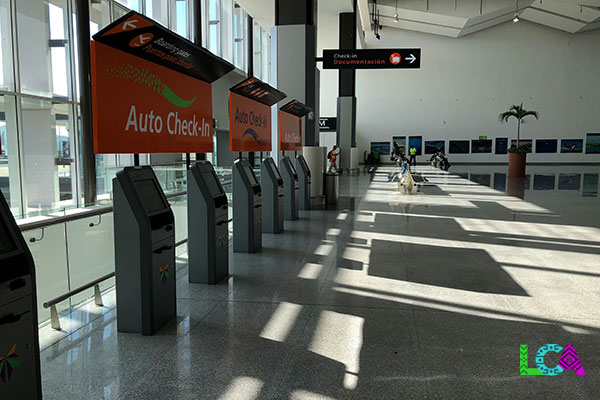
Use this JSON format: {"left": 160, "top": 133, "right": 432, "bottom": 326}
{"left": 0, "top": 194, "right": 42, "bottom": 398}
{"left": 187, "top": 161, "right": 229, "bottom": 284}
{"left": 281, "top": 156, "right": 299, "bottom": 221}
{"left": 233, "top": 159, "right": 262, "bottom": 253}
{"left": 261, "top": 157, "right": 284, "bottom": 234}
{"left": 296, "top": 155, "right": 311, "bottom": 210}
{"left": 113, "top": 166, "right": 176, "bottom": 335}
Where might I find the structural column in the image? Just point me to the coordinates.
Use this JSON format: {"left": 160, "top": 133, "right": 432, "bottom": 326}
{"left": 336, "top": 11, "right": 357, "bottom": 171}
{"left": 271, "top": 0, "right": 319, "bottom": 162}
{"left": 74, "top": 0, "right": 97, "bottom": 205}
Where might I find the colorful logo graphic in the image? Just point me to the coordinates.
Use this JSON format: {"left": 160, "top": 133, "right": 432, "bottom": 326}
{"left": 390, "top": 53, "right": 402, "bottom": 65}
{"left": 105, "top": 64, "right": 197, "bottom": 108}
{"left": 520, "top": 344, "right": 586, "bottom": 376}
{"left": 242, "top": 128, "right": 266, "bottom": 145}
{"left": 159, "top": 264, "right": 170, "bottom": 282}
{"left": 219, "top": 234, "right": 226, "bottom": 248}
{"left": 129, "top": 33, "right": 154, "bottom": 48}
{"left": 0, "top": 343, "right": 22, "bottom": 383}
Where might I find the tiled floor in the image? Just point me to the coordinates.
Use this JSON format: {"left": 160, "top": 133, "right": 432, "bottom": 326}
{"left": 40, "top": 165, "right": 600, "bottom": 399}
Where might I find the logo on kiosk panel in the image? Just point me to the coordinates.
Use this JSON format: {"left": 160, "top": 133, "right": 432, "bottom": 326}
{"left": 520, "top": 344, "right": 586, "bottom": 376}
{"left": 390, "top": 53, "right": 401, "bottom": 65}
{"left": 229, "top": 92, "right": 272, "bottom": 152}
{"left": 91, "top": 41, "right": 214, "bottom": 154}
{"left": 0, "top": 343, "right": 22, "bottom": 383}
{"left": 159, "top": 264, "right": 170, "bottom": 282}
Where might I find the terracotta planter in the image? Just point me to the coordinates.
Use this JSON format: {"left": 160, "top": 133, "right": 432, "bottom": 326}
{"left": 508, "top": 152, "right": 527, "bottom": 178}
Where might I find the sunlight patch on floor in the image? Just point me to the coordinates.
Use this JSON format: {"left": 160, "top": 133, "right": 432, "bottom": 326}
{"left": 259, "top": 302, "right": 303, "bottom": 343}
{"left": 309, "top": 310, "right": 364, "bottom": 390}
{"left": 298, "top": 263, "right": 325, "bottom": 280}
{"left": 217, "top": 377, "right": 264, "bottom": 400}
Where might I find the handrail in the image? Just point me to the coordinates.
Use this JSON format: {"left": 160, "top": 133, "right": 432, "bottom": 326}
{"left": 43, "top": 238, "right": 189, "bottom": 330}
{"left": 18, "top": 183, "right": 231, "bottom": 232}
{"left": 43, "top": 272, "right": 115, "bottom": 309}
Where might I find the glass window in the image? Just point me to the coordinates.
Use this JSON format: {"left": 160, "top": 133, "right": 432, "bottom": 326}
{"left": 17, "top": 0, "right": 71, "bottom": 99}
{"left": 89, "top": 0, "right": 111, "bottom": 35}
{"left": 112, "top": 3, "right": 128, "bottom": 20}
{"left": 0, "top": 0, "right": 15, "bottom": 91}
{"left": 233, "top": 3, "right": 245, "bottom": 70}
{"left": 173, "top": 0, "right": 189, "bottom": 39}
{"left": 261, "top": 28, "right": 269, "bottom": 82}
{"left": 253, "top": 21, "right": 262, "bottom": 78}
{"left": 220, "top": 0, "right": 233, "bottom": 62}
{"left": 207, "top": 0, "right": 221, "bottom": 55}
{"left": 115, "top": 0, "right": 140, "bottom": 12}
{"left": 0, "top": 95, "right": 22, "bottom": 216}
{"left": 21, "top": 98, "right": 75, "bottom": 214}
{"left": 146, "top": 0, "right": 169, "bottom": 27}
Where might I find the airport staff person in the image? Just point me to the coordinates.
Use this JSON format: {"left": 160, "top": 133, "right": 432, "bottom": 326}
{"left": 409, "top": 145, "right": 417, "bottom": 167}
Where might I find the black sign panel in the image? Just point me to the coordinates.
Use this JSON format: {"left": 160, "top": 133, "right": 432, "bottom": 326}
{"left": 230, "top": 77, "right": 287, "bottom": 107}
{"left": 93, "top": 11, "right": 235, "bottom": 83}
{"left": 280, "top": 100, "right": 312, "bottom": 117}
{"left": 323, "top": 49, "right": 421, "bottom": 69}
{"left": 319, "top": 118, "right": 337, "bottom": 132}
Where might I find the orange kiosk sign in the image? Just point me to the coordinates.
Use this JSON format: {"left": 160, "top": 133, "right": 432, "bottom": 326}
{"left": 90, "top": 11, "right": 234, "bottom": 154}
{"left": 228, "top": 77, "right": 286, "bottom": 152}
{"left": 278, "top": 100, "right": 312, "bottom": 151}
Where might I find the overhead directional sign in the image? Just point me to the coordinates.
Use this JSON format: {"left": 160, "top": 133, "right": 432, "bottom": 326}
{"left": 322, "top": 49, "right": 421, "bottom": 70}
{"left": 93, "top": 11, "right": 234, "bottom": 83}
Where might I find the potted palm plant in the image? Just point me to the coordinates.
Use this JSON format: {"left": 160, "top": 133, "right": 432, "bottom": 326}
{"left": 499, "top": 103, "right": 539, "bottom": 177}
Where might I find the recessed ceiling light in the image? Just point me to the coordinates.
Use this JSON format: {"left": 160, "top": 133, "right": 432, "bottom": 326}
{"left": 513, "top": 13, "right": 520, "bottom": 23}
{"left": 393, "top": 13, "right": 399, "bottom": 23}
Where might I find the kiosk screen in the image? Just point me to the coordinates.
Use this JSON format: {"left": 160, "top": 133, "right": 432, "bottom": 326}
{"left": 134, "top": 179, "right": 168, "bottom": 214}
{"left": 203, "top": 171, "right": 224, "bottom": 197}
{"left": 0, "top": 220, "right": 16, "bottom": 254}
{"left": 244, "top": 167, "right": 258, "bottom": 186}
{"left": 272, "top": 164, "right": 282, "bottom": 180}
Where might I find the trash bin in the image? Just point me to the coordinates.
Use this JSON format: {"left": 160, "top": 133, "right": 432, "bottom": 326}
{"left": 325, "top": 173, "right": 339, "bottom": 204}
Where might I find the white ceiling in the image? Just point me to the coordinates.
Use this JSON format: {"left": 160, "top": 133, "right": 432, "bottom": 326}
{"left": 235, "top": 0, "right": 354, "bottom": 31}
{"left": 368, "top": 0, "right": 600, "bottom": 37}
{"left": 236, "top": 0, "right": 600, "bottom": 40}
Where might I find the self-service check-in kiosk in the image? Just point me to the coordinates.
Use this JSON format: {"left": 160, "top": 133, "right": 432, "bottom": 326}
{"left": 296, "top": 155, "right": 311, "bottom": 211}
{"left": 281, "top": 156, "right": 299, "bottom": 221}
{"left": 233, "top": 159, "right": 262, "bottom": 253}
{"left": 261, "top": 157, "right": 284, "bottom": 234}
{"left": 113, "top": 166, "right": 176, "bottom": 335}
{"left": 188, "top": 161, "right": 229, "bottom": 284}
{"left": 0, "top": 194, "right": 42, "bottom": 398}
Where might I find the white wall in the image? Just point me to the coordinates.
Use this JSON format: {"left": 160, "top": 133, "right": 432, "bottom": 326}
{"left": 344, "top": 20, "right": 600, "bottom": 163}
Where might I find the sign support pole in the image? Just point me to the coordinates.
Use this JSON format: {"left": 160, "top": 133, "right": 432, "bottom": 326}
{"left": 75, "top": 0, "right": 97, "bottom": 205}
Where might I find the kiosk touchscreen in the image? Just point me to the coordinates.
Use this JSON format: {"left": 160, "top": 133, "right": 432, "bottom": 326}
{"left": 296, "top": 155, "right": 311, "bottom": 210}
{"left": 113, "top": 166, "right": 176, "bottom": 335}
{"left": 281, "top": 156, "right": 299, "bottom": 221}
{"left": 260, "top": 158, "right": 284, "bottom": 234}
{"left": 188, "top": 161, "right": 229, "bottom": 284}
{"left": 0, "top": 194, "right": 42, "bottom": 399}
{"left": 233, "top": 159, "right": 262, "bottom": 253}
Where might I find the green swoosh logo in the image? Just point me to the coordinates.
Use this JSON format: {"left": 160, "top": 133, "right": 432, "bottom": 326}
{"left": 105, "top": 64, "right": 197, "bottom": 108}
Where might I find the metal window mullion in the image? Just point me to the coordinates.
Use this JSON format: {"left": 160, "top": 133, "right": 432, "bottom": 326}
{"left": 65, "top": 0, "right": 82, "bottom": 208}
{"left": 9, "top": 0, "right": 27, "bottom": 216}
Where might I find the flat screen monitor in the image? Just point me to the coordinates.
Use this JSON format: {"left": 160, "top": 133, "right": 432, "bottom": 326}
{"left": 0, "top": 220, "right": 16, "bottom": 254}
{"left": 285, "top": 158, "right": 298, "bottom": 178}
{"left": 134, "top": 179, "right": 168, "bottom": 214}
{"left": 298, "top": 157, "right": 310, "bottom": 176}
{"left": 244, "top": 165, "right": 258, "bottom": 186}
{"left": 202, "top": 171, "right": 224, "bottom": 197}
{"left": 267, "top": 159, "right": 282, "bottom": 180}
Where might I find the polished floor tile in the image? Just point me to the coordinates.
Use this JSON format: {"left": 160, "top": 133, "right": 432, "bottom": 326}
{"left": 40, "top": 165, "right": 600, "bottom": 399}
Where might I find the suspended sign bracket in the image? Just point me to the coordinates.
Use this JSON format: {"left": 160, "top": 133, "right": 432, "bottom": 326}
{"left": 228, "top": 78, "right": 286, "bottom": 153}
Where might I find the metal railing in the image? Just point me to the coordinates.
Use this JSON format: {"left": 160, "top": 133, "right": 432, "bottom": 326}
{"left": 20, "top": 177, "right": 234, "bottom": 331}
